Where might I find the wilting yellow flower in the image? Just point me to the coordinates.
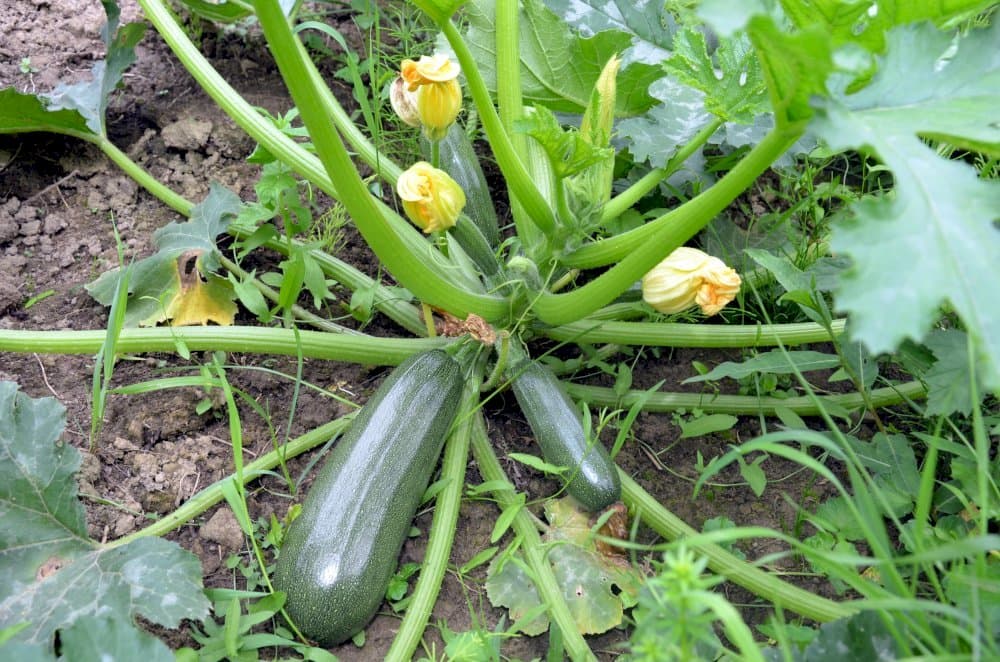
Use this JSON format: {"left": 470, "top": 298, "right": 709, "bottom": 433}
{"left": 642, "top": 247, "right": 741, "bottom": 317}
{"left": 389, "top": 77, "right": 420, "bottom": 128}
{"left": 400, "top": 54, "right": 460, "bottom": 89}
{"left": 399, "top": 54, "right": 462, "bottom": 141}
{"left": 397, "top": 162, "right": 466, "bottom": 233}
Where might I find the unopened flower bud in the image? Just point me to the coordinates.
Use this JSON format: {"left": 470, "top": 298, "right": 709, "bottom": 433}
{"left": 642, "top": 247, "right": 741, "bottom": 317}
{"left": 389, "top": 77, "right": 421, "bottom": 127}
{"left": 397, "top": 161, "right": 466, "bottom": 233}
{"left": 416, "top": 78, "right": 461, "bottom": 141}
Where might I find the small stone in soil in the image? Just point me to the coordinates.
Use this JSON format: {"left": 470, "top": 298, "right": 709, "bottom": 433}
{"left": 200, "top": 506, "right": 245, "bottom": 551}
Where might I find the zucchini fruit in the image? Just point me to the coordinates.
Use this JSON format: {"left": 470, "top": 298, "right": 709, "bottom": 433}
{"left": 273, "top": 350, "right": 464, "bottom": 646}
{"left": 510, "top": 360, "right": 621, "bottom": 512}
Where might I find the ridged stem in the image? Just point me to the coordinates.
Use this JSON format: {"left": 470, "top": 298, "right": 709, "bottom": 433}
{"left": 0, "top": 327, "right": 447, "bottom": 364}
{"left": 470, "top": 414, "right": 597, "bottom": 662}
{"left": 567, "top": 380, "right": 926, "bottom": 415}
{"left": 534, "top": 129, "right": 801, "bottom": 325}
{"left": 597, "top": 118, "right": 724, "bottom": 227}
{"left": 441, "top": 20, "right": 556, "bottom": 235}
{"left": 543, "top": 319, "right": 846, "bottom": 347}
{"left": 620, "top": 472, "right": 855, "bottom": 622}
{"left": 252, "top": 0, "right": 508, "bottom": 321}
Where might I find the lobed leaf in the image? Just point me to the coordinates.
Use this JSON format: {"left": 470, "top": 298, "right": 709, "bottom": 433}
{"left": 813, "top": 22, "right": 1000, "bottom": 390}
{"left": 541, "top": 0, "right": 676, "bottom": 65}
{"left": 0, "top": 383, "right": 209, "bottom": 655}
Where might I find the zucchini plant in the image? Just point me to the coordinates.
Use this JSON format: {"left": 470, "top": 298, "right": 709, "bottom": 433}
{"left": 1, "top": 0, "right": 997, "bottom": 660}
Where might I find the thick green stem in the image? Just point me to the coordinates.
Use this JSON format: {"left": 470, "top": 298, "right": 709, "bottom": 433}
{"left": 620, "top": 472, "right": 855, "bottom": 622}
{"left": 534, "top": 129, "right": 801, "bottom": 325}
{"left": 441, "top": 21, "right": 557, "bottom": 236}
{"left": 253, "top": 0, "right": 507, "bottom": 322}
{"left": 96, "top": 136, "right": 193, "bottom": 215}
{"left": 105, "top": 414, "right": 354, "bottom": 548}
{"left": 386, "top": 367, "right": 481, "bottom": 661}
{"left": 139, "top": 0, "right": 338, "bottom": 197}
{"left": 0, "top": 327, "right": 447, "bottom": 363}
{"left": 598, "top": 118, "right": 724, "bottom": 227}
{"left": 566, "top": 380, "right": 926, "bottom": 415}
{"left": 543, "top": 319, "right": 846, "bottom": 347}
{"left": 470, "top": 414, "right": 597, "bottom": 662}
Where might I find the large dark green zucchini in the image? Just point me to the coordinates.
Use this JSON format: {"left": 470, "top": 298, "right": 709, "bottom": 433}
{"left": 274, "top": 349, "right": 464, "bottom": 646}
{"left": 510, "top": 361, "right": 621, "bottom": 512}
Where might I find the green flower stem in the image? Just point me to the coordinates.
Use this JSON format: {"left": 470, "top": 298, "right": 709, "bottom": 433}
{"left": 217, "top": 256, "right": 359, "bottom": 334}
{"left": 253, "top": 0, "right": 508, "bottom": 322}
{"left": 619, "top": 471, "right": 855, "bottom": 623}
{"left": 565, "top": 380, "right": 927, "bottom": 415}
{"left": 0, "top": 327, "right": 448, "bottom": 363}
{"left": 543, "top": 318, "right": 846, "bottom": 347}
{"left": 599, "top": 118, "right": 724, "bottom": 227}
{"left": 534, "top": 129, "right": 801, "bottom": 325}
{"left": 105, "top": 414, "right": 355, "bottom": 548}
{"left": 138, "top": 0, "right": 339, "bottom": 198}
{"left": 96, "top": 136, "right": 193, "bottom": 216}
{"left": 386, "top": 367, "right": 481, "bottom": 662}
{"left": 470, "top": 414, "right": 598, "bottom": 662}
{"left": 561, "top": 128, "right": 801, "bottom": 271}
{"left": 441, "top": 20, "right": 557, "bottom": 236}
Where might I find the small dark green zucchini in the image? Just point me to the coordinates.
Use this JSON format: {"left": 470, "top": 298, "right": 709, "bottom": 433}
{"left": 510, "top": 361, "right": 621, "bottom": 512}
{"left": 273, "top": 349, "right": 464, "bottom": 646}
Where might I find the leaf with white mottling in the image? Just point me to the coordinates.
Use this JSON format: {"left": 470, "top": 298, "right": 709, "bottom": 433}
{"left": 542, "top": 0, "right": 677, "bottom": 65}
{"left": 0, "top": 383, "right": 209, "bottom": 655}
{"left": 456, "top": 0, "right": 661, "bottom": 115}
{"left": 813, "top": 22, "right": 1000, "bottom": 389}
{"left": 618, "top": 77, "right": 713, "bottom": 169}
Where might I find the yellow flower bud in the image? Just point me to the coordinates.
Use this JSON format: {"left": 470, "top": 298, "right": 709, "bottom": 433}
{"left": 389, "top": 77, "right": 421, "bottom": 127}
{"left": 642, "top": 247, "right": 742, "bottom": 317}
{"left": 397, "top": 161, "right": 466, "bottom": 233}
{"left": 416, "top": 78, "right": 462, "bottom": 141}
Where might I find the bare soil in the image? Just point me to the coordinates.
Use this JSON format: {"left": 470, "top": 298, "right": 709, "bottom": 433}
{"left": 1, "top": 2, "right": 842, "bottom": 659}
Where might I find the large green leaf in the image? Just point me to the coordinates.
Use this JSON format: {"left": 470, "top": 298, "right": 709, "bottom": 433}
{"left": 0, "top": 89, "right": 93, "bottom": 138}
{"left": 458, "top": 0, "right": 660, "bottom": 115}
{"left": 0, "top": 383, "right": 209, "bottom": 655}
{"left": 664, "top": 26, "right": 767, "bottom": 124}
{"left": 813, "top": 22, "right": 1000, "bottom": 390}
{"left": 541, "top": 0, "right": 676, "bottom": 64}
{"left": 762, "top": 610, "right": 900, "bottom": 661}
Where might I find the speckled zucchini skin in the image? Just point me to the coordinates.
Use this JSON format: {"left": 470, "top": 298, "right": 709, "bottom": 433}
{"left": 273, "top": 350, "right": 464, "bottom": 646}
{"left": 510, "top": 361, "right": 621, "bottom": 512}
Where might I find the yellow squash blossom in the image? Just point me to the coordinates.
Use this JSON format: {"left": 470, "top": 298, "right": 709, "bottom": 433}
{"left": 397, "top": 162, "right": 466, "bottom": 233}
{"left": 398, "top": 54, "right": 462, "bottom": 140}
{"left": 642, "top": 247, "right": 742, "bottom": 317}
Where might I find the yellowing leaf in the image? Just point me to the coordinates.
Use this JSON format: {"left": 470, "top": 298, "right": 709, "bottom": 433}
{"left": 162, "top": 251, "right": 237, "bottom": 327}
{"left": 485, "top": 497, "right": 642, "bottom": 636}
